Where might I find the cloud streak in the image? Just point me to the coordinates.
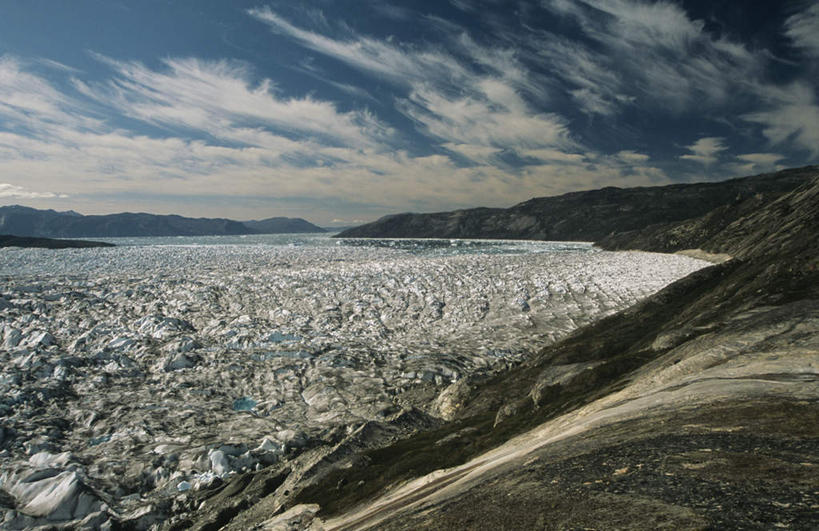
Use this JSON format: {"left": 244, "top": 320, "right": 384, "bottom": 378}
{"left": 0, "top": 183, "right": 67, "bottom": 199}
{"left": 785, "top": 3, "right": 819, "bottom": 58}
{"left": 249, "top": 6, "right": 572, "bottom": 164}
{"left": 541, "top": 0, "right": 761, "bottom": 114}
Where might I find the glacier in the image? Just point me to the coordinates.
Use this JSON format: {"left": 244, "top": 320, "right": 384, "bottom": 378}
{"left": 0, "top": 236, "right": 708, "bottom": 528}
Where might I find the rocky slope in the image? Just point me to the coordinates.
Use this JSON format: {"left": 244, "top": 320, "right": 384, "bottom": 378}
{"left": 336, "top": 166, "right": 815, "bottom": 241}
{"left": 184, "top": 169, "right": 818, "bottom": 530}
{"left": 0, "top": 206, "right": 324, "bottom": 238}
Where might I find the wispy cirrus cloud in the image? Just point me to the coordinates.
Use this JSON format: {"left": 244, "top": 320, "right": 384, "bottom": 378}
{"left": 0, "top": 52, "right": 648, "bottom": 221}
{"left": 248, "top": 6, "right": 573, "bottom": 165}
{"left": 743, "top": 82, "right": 819, "bottom": 157}
{"left": 785, "top": 2, "right": 819, "bottom": 58}
{"left": 540, "top": 0, "right": 761, "bottom": 114}
{"left": 81, "top": 54, "right": 393, "bottom": 150}
{"left": 0, "top": 56, "right": 101, "bottom": 132}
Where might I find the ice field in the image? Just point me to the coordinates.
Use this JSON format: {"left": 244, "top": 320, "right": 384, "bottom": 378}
{"left": 0, "top": 235, "right": 708, "bottom": 527}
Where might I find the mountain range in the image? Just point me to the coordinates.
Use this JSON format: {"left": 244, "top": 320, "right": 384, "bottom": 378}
{"left": 337, "top": 166, "right": 815, "bottom": 241}
{"left": 0, "top": 205, "right": 325, "bottom": 238}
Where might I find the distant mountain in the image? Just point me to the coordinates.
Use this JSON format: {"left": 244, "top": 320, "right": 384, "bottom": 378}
{"left": 243, "top": 217, "right": 325, "bottom": 234}
{"left": 0, "top": 234, "right": 114, "bottom": 249}
{"left": 0, "top": 205, "right": 323, "bottom": 238}
{"left": 336, "top": 166, "right": 816, "bottom": 241}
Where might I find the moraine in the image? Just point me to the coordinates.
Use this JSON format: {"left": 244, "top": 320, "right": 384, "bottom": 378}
{"left": 0, "top": 233, "right": 707, "bottom": 528}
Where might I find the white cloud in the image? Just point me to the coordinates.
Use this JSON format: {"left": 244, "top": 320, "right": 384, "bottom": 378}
{"left": 249, "top": 7, "right": 566, "bottom": 159}
{"left": 727, "top": 152, "right": 786, "bottom": 176}
{"left": 680, "top": 137, "right": 727, "bottom": 166}
{"left": 400, "top": 85, "right": 572, "bottom": 154}
{"left": 785, "top": 3, "right": 819, "bottom": 57}
{"left": 83, "top": 55, "right": 392, "bottom": 150}
{"left": 541, "top": 0, "right": 761, "bottom": 113}
{"left": 0, "top": 55, "right": 594, "bottom": 222}
{"left": 0, "top": 55, "right": 101, "bottom": 131}
{"left": 616, "top": 150, "right": 650, "bottom": 163}
{"left": 443, "top": 143, "right": 503, "bottom": 165}
{"left": 248, "top": 7, "right": 448, "bottom": 85}
{"left": 0, "top": 183, "right": 67, "bottom": 199}
{"left": 743, "top": 82, "right": 819, "bottom": 156}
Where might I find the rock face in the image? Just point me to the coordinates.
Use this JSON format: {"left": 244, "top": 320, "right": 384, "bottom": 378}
{"left": 336, "top": 166, "right": 814, "bottom": 241}
{"left": 0, "top": 205, "right": 323, "bottom": 238}
{"left": 247, "top": 171, "right": 817, "bottom": 530}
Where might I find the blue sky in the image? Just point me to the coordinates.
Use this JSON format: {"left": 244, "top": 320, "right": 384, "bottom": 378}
{"left": 0, "top": 0, "right": 817, "bottom": 225}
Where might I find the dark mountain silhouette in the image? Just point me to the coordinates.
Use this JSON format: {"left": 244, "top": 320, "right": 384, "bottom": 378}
{"left": 336, "top": 166, "right": 815, "bottom": 241}
{"left": 0, "top": 234, "right": 114, "bottom": 249}
{"left": 0, "top": 205, "right": 323, "bottom": 237}
{"left": 243, "top": 217, "right": 325, "bottom": 234}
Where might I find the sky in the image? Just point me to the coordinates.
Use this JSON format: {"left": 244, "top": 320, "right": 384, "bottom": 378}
{"left": 0, "top": 0, "right": 817, "bottom": 225}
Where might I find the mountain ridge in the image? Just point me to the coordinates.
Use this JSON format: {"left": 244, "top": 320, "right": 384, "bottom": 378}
{"left": 336, "top": 166, "right": 816, "bottom": 241}
{"left": 0, "top": 205, "right": 325, "bottom": 238}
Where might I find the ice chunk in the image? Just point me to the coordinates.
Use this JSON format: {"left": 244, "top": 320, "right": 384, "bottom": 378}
{"left": 164, "top": 353, "right": 200, "bottom": 372}
{"left": 265, "top": 331, "right": 300, "bottom": 343}
{"left": 232, "top": 397, "right": 257, "bottom": 411}
{"left": 209, "top": 449, "right": 231, "bottom": 477}
{"left": 1, "top": 469, "right": 103, "bottom": 521}
{"left": 256, "top": 437, "right": 280, "bottom": 452}
{"left": 24, "top": 331, "right": 55, "bottom": 349}
{"left": 106, "top": 336, "right": 137, "bottom": 352}
{"left": 28, "top": 451, "right": 72, "bottom": 468}
{"left": 4, "top": 327, "right": 22, "bottom": 348}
